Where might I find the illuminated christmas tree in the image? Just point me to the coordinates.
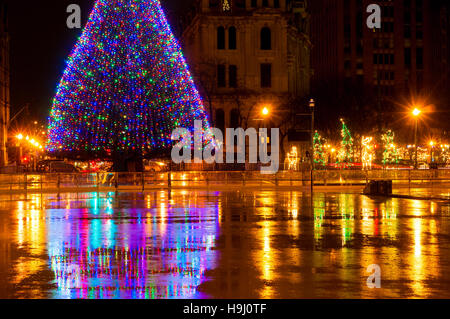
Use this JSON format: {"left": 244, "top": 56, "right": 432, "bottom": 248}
{"left": 46, "top": 0, "right": 212, "bottom": 167}
{"left": 313, "top": 131, "right": 326, "bottom": 166}
{"left": 337, "top": 119, "right": 353, "bottom": 164}
{"left": 381, "top": 130, "right": 398, "bottom": 165}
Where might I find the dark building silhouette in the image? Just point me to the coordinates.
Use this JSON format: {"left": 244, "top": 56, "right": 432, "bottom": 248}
{"left": 310, "top": 0, "right": 450, "bottom": 132}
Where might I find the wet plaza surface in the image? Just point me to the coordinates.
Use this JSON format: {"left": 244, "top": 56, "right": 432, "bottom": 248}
{"left": 1, "top": 189, "right": 450, "bottom": 299}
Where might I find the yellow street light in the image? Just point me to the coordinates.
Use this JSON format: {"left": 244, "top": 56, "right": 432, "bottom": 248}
{"left": 429, "top": 141, "right": 435, "bottom": 147}
{"left": 16, "top": 134, "right": 24, "bottom": 140}
{"left": 262, "top": 107, "right": 270, "bottom": 116}
{"left": 413, "top": 108, "right": 421, "bottom": 117}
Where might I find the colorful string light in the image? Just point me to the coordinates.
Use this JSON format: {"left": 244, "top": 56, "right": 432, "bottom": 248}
{"left": 47, "top": 0, "right": 212, "bottom": 159}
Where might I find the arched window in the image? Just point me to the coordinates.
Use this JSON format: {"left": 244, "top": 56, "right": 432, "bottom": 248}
{"left": 215, "top": 109, "right": 225, "bottom": 132}
{"left": 230, "top": 109, "right": 240, "bottom": 128}
{"left": 229, "top": 26, "right": 237, "bottom": 50}
{"left": 217, "top": 26, "right": 225, "bottom": 50}
{"left": 261, "top": 27, "right": 271, "bottom": 50}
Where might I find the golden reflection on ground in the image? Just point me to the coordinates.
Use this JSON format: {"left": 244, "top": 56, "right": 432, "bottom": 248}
{"left": 1, "top": 189, "right": 450, "bottom": 299}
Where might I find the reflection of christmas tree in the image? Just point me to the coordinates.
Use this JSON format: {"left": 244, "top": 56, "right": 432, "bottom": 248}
{"left": 47, "top": 0, "right": 212, "bottom": 163}
{"left": 382, "top": 130, "right": 399, "bottom": 165}
{"left": 337, "top": 119, "right": 353, "bottom": 164}
{"left": 313, "top": 131, "right": 326, "bottom": 166}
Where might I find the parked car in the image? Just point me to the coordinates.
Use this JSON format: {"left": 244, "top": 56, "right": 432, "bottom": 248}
{"left": 48, "top": 161, "right": 79, "bottom": 173}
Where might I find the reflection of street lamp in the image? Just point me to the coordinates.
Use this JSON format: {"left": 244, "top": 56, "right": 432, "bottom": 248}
{"left": 412, "top": 107, "right": 421, "bottom": 169}
{"left": 429, "top": 141, "right": 435, "bottom": 163}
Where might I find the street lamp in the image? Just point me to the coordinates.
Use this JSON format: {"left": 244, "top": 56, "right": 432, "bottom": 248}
{"left": 429, "top": 141, "right": 435, "bottom": 163}
{"left": 309, "top": 99, "right": 315, "bottom": 193}
{"left": 412, "top": 107, "right": 421, "bottom": 169}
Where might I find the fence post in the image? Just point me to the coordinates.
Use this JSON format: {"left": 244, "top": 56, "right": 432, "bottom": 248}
{"left": 24, "top": 174, "right": 27, "bottom": 192}
{"left": 96, "top": 172, "right": 100, "bottom": 192}
{"left": 168, "top": 172, "right": 172, "bottom": 188}
{"left": 41, "top": 174, "right": 43, "bottom": 193}
{"left": 142, "top": 172, "right": 145, "bottom": 191}
{"left": 115, "top": 172, "right": 118, "bottom": 190}
{"left": 57, "top": 174, "right": 60, "bottom": 191}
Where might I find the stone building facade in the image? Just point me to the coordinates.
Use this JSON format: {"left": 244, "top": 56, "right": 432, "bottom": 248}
{"left": 181, "top": 0, "right": 311, "bottom": 135}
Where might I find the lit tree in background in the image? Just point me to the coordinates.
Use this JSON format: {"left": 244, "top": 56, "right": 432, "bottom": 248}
{"left": 46, "top": 0, "right": 212, "bottom": 168}
{"left": 337, "top": 119, "right": 353, "bottom": 164}
{"left": 313, "top": 131, "right": 326, "bottom": 166}
{"left": 381, "top": 130, "right": 399, "bottom": 165}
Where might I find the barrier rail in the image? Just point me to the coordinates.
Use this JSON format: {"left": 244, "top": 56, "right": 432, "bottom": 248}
{"left": 0, "top": 170, "right": 449, "bottom": 194}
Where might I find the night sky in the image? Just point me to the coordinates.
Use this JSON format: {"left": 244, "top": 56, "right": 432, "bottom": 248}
{"left": 4, "top": 0, "right": 190, "bottom": 122}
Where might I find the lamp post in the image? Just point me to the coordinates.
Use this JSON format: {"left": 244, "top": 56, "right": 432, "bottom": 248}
{"left": 258, "top": 106, "right": 270, "bottom": 162}
{"left": 309, "top": 99, "right": 315, "bottom": 193}
{"left": 412, "top": 108, "right": 421, "bottom": 169}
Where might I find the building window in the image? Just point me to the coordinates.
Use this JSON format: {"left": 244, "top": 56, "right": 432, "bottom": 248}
{"left": 251, "top": 0, "right": 257, "bottom": 7}
{"left": 416, "top": 26, "right": 423, "bottom": 39}
{"left": 274, "top": 0, "right": 280, "bottom": 8}
{"left": 229, "top": 26, "right": 237, "bottom": 50}
{"left": 229, "top": 65, "right": 237, "bottom": 88}
{"left": 209, "top": 0, "right": 220, "bottom": 8}
{"left": 404, "top": 25, "right": 411, "bottom": 38}
{"left": 417, "top": 48, "right": 423, "bottom": 69}
{"left": 404, "top": 48, "right": 411, "bottom": 69}
{"left": 217, "top": 65, "right": 226, "bottom": 87}
{"left": 235, "top": 0, "right": 246, "bottom": 9}
{"left": 344, "top": 60, "right": 351, "bottom": 69}
{"left": 263, "top": 0, "right": 269, "bottom": 6}
{"left": 260, "top": 63, "right": 272, "bottom": 88}
{"left": 216, "top": 109, "right": 225, "bottom": 132}
{"left": 260, "top": 27, "right": 271, "bottom": 50}
{"left": 217, "top": 27, "right": 225, "bottom": 50}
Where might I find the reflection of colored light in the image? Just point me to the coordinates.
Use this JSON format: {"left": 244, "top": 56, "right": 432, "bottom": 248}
{"left": 46, "top": 191, "right": 220, "bottom": 299}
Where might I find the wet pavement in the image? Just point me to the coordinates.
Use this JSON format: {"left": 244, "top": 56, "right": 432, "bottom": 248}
{"left": 1, "top": 189, "right": 450, "bottom": 299}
